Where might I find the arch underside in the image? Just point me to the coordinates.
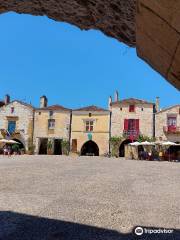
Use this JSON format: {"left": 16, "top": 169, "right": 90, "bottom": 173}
{"left": 81, "top": 140, "right": 99, "bottom": 156}
{"left": 0, "top": 0, "right": 179, "bottom": 89}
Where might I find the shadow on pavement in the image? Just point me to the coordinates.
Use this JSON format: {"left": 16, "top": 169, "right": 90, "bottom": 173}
{"left": 0, "top": 211, "right": 179, "bottom": 240}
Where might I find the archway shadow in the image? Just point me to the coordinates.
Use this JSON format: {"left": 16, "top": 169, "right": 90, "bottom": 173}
{"left": 0, "top": 211, "right": 180, "bottom": 240}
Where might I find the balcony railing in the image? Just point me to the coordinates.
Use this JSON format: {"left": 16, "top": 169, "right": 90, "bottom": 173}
{"left": 163, "top": 126, "right": 180, "bottom": 134}
{"left": 123, "top": 129, "right": 140, "bottom": 138}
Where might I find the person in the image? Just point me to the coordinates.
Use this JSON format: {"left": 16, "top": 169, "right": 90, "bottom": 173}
{"left": 7, "top": 145, "right": 12, "bottom": 157}
{"left": 159, "top": 151, "right": 163, "bottom": 161}
{"left": 148, "top": 151, "right": 152, "bottom": 160}
{"left": 3, "top": 145, "right": 8, "bottom": 156}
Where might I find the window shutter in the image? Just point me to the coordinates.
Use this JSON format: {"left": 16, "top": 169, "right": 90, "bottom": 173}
{"left": 135, "top": 119, "right": 139, "bottom": 131}
{"left": 124, "top": 119, "right": 128, "bottom": 130}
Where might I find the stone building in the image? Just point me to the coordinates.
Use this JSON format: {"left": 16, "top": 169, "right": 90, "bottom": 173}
{"left": 34, "top": 96, "right": 71, "bottom": 155}
{"left": 0, "top": 95, "right": 34, "bottom": 152}
{"left": 71, "top": 106, "right": 110, "bottom": 156}
{"left": 155, "top": 104, "right": 180, "bottom": 143}
{"left": 110, "top": 91, "right": 156, "bottom": 157}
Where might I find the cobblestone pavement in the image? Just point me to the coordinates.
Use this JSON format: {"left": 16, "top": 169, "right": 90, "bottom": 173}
{"left": 0, "top": 156, "right": 179, "bottom": 239}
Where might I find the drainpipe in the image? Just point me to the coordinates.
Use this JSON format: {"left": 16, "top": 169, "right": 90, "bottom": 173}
{"left": 109, "top": 111, "right": 112, "bottom": 155}
{"left": 69, "top": 110, "right": 72, "bottom": 154}
{"left": 32, "top": 108, "right": 35, "bottom": 154}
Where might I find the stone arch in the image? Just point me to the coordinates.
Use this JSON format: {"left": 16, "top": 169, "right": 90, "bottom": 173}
{"left": 119, "top": 139, "right": 132, "bottom": 157}
{"left": 12, "top": 138, "right": 25, "bottom": 149}
{"left": 81, "top": 140, "right": 99, "bottom": 156}
{"left": 0, "top": 1, "right": 179, "bottom": 89}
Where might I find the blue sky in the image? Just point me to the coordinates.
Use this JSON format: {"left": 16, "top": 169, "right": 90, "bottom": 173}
{"left": 0, "top": 12, "right": 179, "bottom": 109}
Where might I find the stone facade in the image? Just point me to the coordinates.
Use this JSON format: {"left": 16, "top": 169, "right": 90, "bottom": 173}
{"left": 110, "top": 98, "right": 155, "bottom": 139}
{"left": 155, "top": 105, "right": 180, "bottom": 143}
{"left": 0, "top": 100, "right": 34, "bottom": 151}
{"left": 71, "top": 106, "right": 110, "bottom": 156}
{"left": 33, "top": 103, "right": 71, "bottom": 154}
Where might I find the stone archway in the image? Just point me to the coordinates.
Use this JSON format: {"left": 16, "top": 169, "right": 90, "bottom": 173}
{"left": 0, "top": 0, "right": 179, "bottom": 89}
{"left": 119, "top": 139, "right": 132, "bottom": 157}
{"left": 81, "top": 140, "right": 99, "bottom": 156}
{"left": 12, "top": 138, "right": 25, "bottom": 149}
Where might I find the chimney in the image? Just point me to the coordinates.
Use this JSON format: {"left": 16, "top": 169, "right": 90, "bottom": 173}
{"left": 114, "top": 90, "right": 119, "bottom": 102}
{"left": 4, "top": 94, "right": 10, "bottom": 105}
{"left": 108, "top": 96, "right": 112, "bottom": 110}
{"left": 40, "top": 95, "right": 48, "bottom": 108}
{"left": 155, "top": 97, "right": 160, "bottom": 112}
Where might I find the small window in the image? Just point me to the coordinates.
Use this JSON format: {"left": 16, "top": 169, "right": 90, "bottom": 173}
{"left": 129, "top": 105, "right": 135, "bottom": 112}
{"left": 48, "top": 119, "right": 55, "bottom": 129}
{"left": 11, "top": 107, "right": 14, "bottom": 114}
{"left": 141, "top": 108, "right": 144, "bottom": 111}
{"left": 89, "top": 113, "right": 92, "bottom": 117}
{"left": 39, "top": 112, "right": 41, "bottom": 115}
{"left": 120, "top": 108, "right": 122, "bottom": 111}
{"left": 49, "top": 111, "right": 53, "bottom": 117}
{"left": 85, "top": 121, "right": 94, "bottom": 132}
{"left": 8, "top": 121, "right": 16, "bottom": 134}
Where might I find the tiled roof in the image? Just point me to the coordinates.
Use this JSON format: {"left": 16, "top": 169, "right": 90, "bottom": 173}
{"left": 156, "top": 104, "right": 180, "bottom": 114}
{"left": 36, "top": 104, "right": 71, "bottom": 111}
{"left": 74, "top": 105, "right": 108, "bottom": 112}
{"left": 111, "top": 98, "right": 154, "bottom": 106}
{"left": 0, "top": 100, "right": 34, "bottom": 109}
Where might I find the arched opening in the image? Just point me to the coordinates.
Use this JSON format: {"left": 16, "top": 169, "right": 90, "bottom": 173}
{"left": 11, "top": 138, "right": 25, "bottom": 154}
{"left": 119, "top": 139, "right": 133, "bottom": 157}
{"left": 12, "top": 139, "right": 25, "bottom": 149}
{"left": 81, "top": 140, "right": 99, "bottom": 156}
{"left": 54, "top": 139, "right": 62, "bottom": 155}
{"left": 39, "top": 138, "right": 48, "bottom": 155}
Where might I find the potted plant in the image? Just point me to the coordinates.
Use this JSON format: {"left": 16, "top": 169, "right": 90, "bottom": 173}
{"left": 62, "top": 140, "right": 70, "bottom": 155}
{"left": 47, "top": 140, "right": 53, "bottom": 155}
{"left": 12, "top": 144, "right": 20, "bottom": 155}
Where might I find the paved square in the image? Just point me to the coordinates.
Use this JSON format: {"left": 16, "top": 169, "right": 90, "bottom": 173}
{"left": 0, "top": 156, "right": 179, "bottom": 239}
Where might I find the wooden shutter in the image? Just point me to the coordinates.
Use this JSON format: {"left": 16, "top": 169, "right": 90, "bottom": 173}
{"left": 72, "top": 139, "right": 77, "bottom": 152}
{"left": 135, "top": 119, "right": 139, "bottom": 131}
{"left": 124, "top": 119, "right": 128, "bottom": 130}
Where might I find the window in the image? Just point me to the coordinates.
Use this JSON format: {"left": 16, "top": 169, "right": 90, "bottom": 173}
{"left": 48, "top": 119, "right": 55, "bottom": 129}
{"left": 39, "top": 112, "right": 41, "bottom": 115}
{"left": 129, "top": 105, "right": 135, "bottom": 112}
{"left": 85, "top": 121, "right": 94, "bottom": 132}
{"left": 8, "top": 121, "right": 16, "bottom": 134}
{"left": 49, "top": 111, "right": 53, "bottom": 117}
{"left": 141, "top": 108, "right": 144, "bottom": 111}
{"left": 11, "top": 107, "right": 14, "bottom": 114}
{"left": 120, "top": 108, "right": 123, "bottom": 111}
{"left": 167, "top": 117, "right": 176, "bottom": 126}
{"left": 89, "top": 113, "right": 92, "bottom": 117}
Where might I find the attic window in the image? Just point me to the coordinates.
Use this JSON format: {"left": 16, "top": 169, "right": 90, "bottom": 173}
{"left": 11, "top": 107, "right": 14, "bottom": 113}
{"left": 129, "top": 105, "right": 135, "bottom": 112}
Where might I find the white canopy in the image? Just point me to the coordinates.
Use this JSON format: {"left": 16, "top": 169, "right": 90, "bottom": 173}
{"left": 0, "top": 139, "right": 20, "bottom": 144}
{"left": 161, "top": 141, "right": 177, "bottom": 146}
{"left": 129, "top": 141, "right": 141, "bottom": 146}
{"left": 139, "top": 141, "right": 155, "bottom": 146}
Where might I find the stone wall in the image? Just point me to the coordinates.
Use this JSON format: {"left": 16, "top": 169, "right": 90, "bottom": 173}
{"left": 0, "top": 101, "right": 34, "bottom": 150}
{"left": 111, "top": 103, "right": 154, "bottom": 138}
{"left": 71, "top": 112, "right": 110, "bottom": 155}
{"left": 155, "top": 105, "right": 180, "bottom": 142}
